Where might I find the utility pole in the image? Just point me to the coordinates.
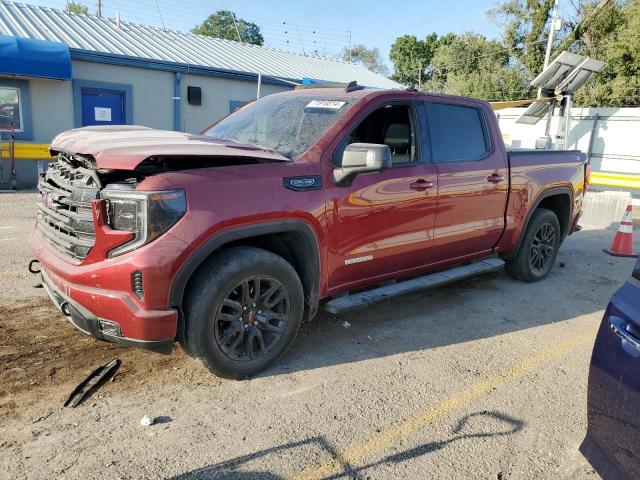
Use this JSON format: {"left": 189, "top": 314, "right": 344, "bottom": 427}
{"left": 543, "top": 0, "right": 560, "bottom": 70}
{"left": 539, "top": 0, "right": 560, "bottom": 98}
{"left": 348, "top": 31, "right": 352, "bottom": 62}
{"left": 417, "top": 61, "right": 422, "bottom": 91}
{"left": 96, "top": 0, "right": 102, "bottom": 18}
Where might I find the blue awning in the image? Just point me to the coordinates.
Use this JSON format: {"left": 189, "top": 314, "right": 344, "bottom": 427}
{"left": 0, "top": 35, "right": 72, "bottom": 80}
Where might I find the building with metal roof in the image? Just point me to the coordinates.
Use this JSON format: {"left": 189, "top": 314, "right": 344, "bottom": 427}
{"left": 0, "top": 1, "right": 400, "bottom": 188}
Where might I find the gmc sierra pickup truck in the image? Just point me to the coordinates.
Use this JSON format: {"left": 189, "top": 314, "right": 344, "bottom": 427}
{"left": 31, "top": 84, "right": 588, "bottom": 378}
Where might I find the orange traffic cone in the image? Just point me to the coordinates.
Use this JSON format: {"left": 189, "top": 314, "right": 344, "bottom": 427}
{"left": 604, "top": 202, "right": 638, "bottom": 258}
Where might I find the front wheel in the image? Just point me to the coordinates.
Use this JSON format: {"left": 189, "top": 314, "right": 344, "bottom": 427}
{"left": 505, "top": 208, "right": 561, "bottom": 282}
{"left": 182, "top": 246, "right": 304, "bottom": 378}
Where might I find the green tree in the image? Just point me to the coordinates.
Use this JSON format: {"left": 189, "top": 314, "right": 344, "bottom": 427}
{"left": 488, "top": 0, "right": 554, "bottom": 78}
{"left": 192, "top": 10, "right": 264, "bottom": 46}
{"left": 342, "top": 44, "right": 389, "bottom": 76}
{"left": 389, "top": 33, "right": 439, "bottom": 86}
{"left": 424, "top": 33, "right": 532, "bottom": 101}
{"left": 66, "top": 1, "right": 88, "bottom": 14}
{"left": 574, "top": 0, "right": 640, "bottom": 106}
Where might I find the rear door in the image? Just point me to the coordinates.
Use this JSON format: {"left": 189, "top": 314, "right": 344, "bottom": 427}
{"left": 424, "top": 100, "right": 509, "bottom": 264}
{"left": 581, "top": 261, "right": 640, "bottom": 480}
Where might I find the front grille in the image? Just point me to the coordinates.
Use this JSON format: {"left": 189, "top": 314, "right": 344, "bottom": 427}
{"left": 36, "top": 154, "right": 101, "bottom": 261}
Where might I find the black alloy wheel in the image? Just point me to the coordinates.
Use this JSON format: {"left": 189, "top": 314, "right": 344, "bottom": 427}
{"left": 529, "top": 223, "right": 557, "bottom": 274}
{"left": 214, "top": 276, "right": 290, "bottom": 361}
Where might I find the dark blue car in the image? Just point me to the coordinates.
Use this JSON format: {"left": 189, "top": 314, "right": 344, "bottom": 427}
{"left": 581, "top": 258, "right": 640, "bottom": 479}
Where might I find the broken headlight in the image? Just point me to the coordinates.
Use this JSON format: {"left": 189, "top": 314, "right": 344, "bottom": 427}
{"left": 100, "top": 187, "right": 186, "bottom": 257}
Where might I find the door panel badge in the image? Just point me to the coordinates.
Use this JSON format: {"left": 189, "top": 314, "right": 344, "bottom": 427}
{"left": 283, "top": 176, "right": 323, "bottom": 192}
{"left": 345, "top": 255, "right": 373, "bottom": 265}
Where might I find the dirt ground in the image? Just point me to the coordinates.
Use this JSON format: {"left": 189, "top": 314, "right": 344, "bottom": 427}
{"left": 1, "top": 192, "right": 638, "bottom": 480}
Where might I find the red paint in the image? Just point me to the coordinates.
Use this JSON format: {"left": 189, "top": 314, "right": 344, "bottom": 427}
{"left": 33, "top": 88, "right": 586, "bottom": 345}
{"left": 83, "top": 200, "right": 135, "bottom": 265}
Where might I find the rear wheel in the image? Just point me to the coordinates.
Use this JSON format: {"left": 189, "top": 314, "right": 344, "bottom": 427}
{"left": 505, "top": 208, "right": 561, "bottom": 282}
{"left": 182, "top": 246, "right": 304, "bottom": 378}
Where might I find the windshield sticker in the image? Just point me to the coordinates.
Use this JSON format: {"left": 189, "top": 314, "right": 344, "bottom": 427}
{"left": 305, "top": 100, "right": 347, "bottom": 110}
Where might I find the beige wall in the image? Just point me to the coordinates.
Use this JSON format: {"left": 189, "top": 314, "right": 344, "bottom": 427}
{"left": 180, "top": 75, "right": 290, "bottom": 133}
{"left": 4, "top": 61, "right": 293, "bottom": 187}
{"left": 29, "top": 78, "right": 74, "bottom": 143}
{"left": 72, "top": 61, "right": 175, "bottom": 131}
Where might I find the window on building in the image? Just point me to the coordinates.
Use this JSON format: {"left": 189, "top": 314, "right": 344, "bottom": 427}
{"left": 0, "top": 86, "right": 22, "bottom": 131}
{"left": 426, "top": 103, "right": 489, "bottom": 163}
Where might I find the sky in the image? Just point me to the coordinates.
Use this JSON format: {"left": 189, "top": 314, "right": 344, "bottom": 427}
{"left": 21, "top": 0, "right": 503, "bottom": 67}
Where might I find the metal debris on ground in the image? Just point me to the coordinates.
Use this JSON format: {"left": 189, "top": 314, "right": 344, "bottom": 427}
{"left": 64, "top": 358, "right": 121, "bottom": 408}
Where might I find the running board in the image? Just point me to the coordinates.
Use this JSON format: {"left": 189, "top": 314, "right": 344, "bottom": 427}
{"left": 325, "top": 258, "right": 505, "bottom": 315}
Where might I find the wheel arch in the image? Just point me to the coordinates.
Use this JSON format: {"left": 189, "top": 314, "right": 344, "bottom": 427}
{"left": 502, "top": 186, "right": 573, "bottom": 261}
{"left": 170, "top": 220, "right": 321, "bottom": 338}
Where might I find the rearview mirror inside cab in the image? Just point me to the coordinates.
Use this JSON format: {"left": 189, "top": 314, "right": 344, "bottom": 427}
{"left": 333, "top": 143, "right": 392, "bottom": 187}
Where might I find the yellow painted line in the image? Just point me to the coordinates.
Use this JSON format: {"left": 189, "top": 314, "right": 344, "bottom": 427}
{"left": 290, "top": 332, "right": 592, "bottom": 480}
{"left": 591, "top": 172, "right": 640, "bottom": 190}
{"left": 1, "top": 143, "right": 53, "bottom": 160}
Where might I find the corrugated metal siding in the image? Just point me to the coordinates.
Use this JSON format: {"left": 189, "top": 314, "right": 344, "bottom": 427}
{"left": 0, "top": 1, "right": 402, "bottom": 89}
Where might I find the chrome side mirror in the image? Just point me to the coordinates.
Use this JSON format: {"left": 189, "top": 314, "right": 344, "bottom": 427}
{"left": 333, "top": 143, "right": 392, "bottom": 187}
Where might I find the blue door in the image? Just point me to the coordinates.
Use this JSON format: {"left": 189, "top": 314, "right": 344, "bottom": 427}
{"left": 581, "top": 259, "right": 640, "bottom": 479}
{"left": 80, "top": 88, "right": 125, "bottom": 126}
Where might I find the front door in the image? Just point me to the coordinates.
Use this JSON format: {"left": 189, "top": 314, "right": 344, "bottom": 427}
{"left": 325, "top": 101, "right": 437, "bottom": 291}
{"left": 80, "top": 88, "right": 125, "bottom": 126}
{"left": 425, "top": 100, "right": 509, "bottom": 264}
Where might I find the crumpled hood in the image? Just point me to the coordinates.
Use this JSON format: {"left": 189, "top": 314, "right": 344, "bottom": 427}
{"left": 50, "top": 125, "right": 291, "bottom": 170}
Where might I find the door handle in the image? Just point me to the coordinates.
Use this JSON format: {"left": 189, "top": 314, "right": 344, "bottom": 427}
{"left": 487, "top": 173, "right": 506, "bottom": 183}
{"left": 410, "top": 179, "right": 435, "bottom": 191}
{"left": 610, "top": 316, "right": 640, "bottom": 353}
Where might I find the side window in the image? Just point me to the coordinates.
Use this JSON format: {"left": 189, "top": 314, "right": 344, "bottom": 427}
{"left": 0, "top": 79, "right": 32, "bottom": 140}
{"left": 335, "top": 104, "right": 418, "bottom": 166}
{"left": 426, "top": 102, "right": 489, "bottom": 163}
{"left": 0, "top": 86, "right": 22, "bottom": 131}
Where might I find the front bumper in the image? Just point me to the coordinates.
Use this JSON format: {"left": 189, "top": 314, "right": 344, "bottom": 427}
{"left": 40, "top": 268, "right": 173, "bottom": 354}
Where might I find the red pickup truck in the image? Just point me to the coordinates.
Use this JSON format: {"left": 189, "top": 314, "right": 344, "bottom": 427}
{"left": 31, "top": 85, "right": 588, "bottom": 378}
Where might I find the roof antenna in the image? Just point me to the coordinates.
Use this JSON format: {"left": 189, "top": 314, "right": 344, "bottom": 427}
{"left": 231, "top": 13, "right": 243, "bottom": 43}
{"left": 295, "top": 25, "right": 305, "bottom": 55}
{"left": 153, "top": 0, "right": 166, "bottom": 30}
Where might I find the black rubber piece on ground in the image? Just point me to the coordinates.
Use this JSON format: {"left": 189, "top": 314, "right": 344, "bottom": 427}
{"left": 182, "top": 246, "right": 304, "bottom": 379}
{"left": 505, "top": 208, "right": 561, "bottom": 282}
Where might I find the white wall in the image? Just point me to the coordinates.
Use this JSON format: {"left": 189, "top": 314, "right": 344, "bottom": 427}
{"left": 497, "top": 107, "right": 640, "bottom": 175}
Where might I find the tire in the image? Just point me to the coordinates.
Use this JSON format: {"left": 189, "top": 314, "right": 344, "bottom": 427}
{"left": 505, "top": 208, "right": 561, "bottom": 282}
{"left": 182, "top": 246, "right": 304, "bottom": 379}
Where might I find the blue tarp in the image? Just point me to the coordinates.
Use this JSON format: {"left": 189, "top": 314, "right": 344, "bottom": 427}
{"left": 0, "top": 35, "right": 71, "bottom": 80}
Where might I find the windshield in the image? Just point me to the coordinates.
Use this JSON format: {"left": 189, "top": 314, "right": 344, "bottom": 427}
{"left": 203, "top": 94, "right": 357, "bottom": 159}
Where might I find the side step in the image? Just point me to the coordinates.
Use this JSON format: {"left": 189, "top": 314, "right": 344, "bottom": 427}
{"left": 325, "top": 258, "right": 505, "bottom": 315}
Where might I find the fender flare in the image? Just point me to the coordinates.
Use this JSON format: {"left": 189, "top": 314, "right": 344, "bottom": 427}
{"left": 169, "top": 219, "right": 321, "bottom": 320}
{"left": 503, "top": 186, "right": 574, "bottom": 260}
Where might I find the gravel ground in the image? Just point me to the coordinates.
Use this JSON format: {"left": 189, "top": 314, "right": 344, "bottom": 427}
{"left": 1, "top": 192, "right": 638, "bottom": 480}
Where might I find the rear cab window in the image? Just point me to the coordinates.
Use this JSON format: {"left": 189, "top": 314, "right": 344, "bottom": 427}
{"left": 425, "top": 102, "right": 491, "bottom": 163}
